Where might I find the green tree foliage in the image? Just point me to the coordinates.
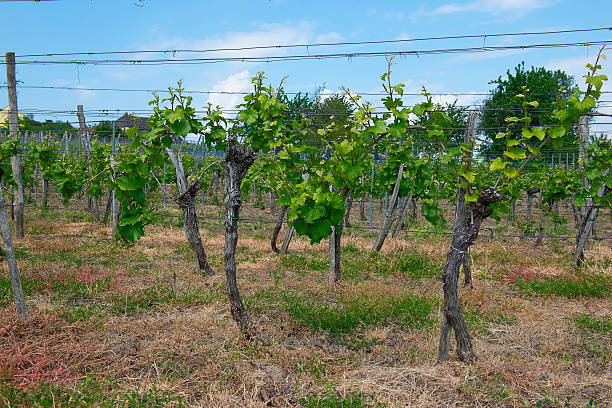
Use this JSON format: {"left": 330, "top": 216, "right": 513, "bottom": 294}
{"left": 1, "top": 117, "right": 74, "bottom": 133}
{"left": 310, "top": 93, "right": 354, "bottom": 141}
{"left": 413, "top": 100, "right": 468, "bottom": 151}
{"left": 92, "top": 121, "right": 115, "bottom": 139}
{"left": 479, "top": 62, "right": 577, "bottom": 157}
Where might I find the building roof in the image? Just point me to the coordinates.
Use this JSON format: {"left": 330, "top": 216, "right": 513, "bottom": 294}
{"left": 115, "top": 113, "right": 151, "bottom": 131}
{"left": 0, "top": 106, "right": 26, "bottom": 126}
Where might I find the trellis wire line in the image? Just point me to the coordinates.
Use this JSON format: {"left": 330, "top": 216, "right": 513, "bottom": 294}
{"left": 10, "top": 26, "right": 612, "bottom": 59}
{"left": 4, "top": 119, "right": 612, "bottom": 130}
{"left": 4, "top": 84, "right": 611, "bottom": 98}
{"left": 11, "top": 103, "right": 612, "bottom": 117}
{"left": 3, "top": 40, "right": 610, "bottom": 65}
{"left": 15, "top": 204, "right": 612, "bottom": 241}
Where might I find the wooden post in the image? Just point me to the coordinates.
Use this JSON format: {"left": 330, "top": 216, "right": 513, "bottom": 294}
{"left": 6, "top": 52, "right": 25, "bottom": 239}
{"left": 372, "top": 163, "right": 404, "bottom": 251}
{"left": 77, "top": 107, "right": 100, "bottom": 220}
{"left": 279, "top": 225, "right": 294, "bottom": 255}
{"left": 271, "top": 205, "right": 288, "bottom": 254}
{"left": 0, "top": 179, "right": 28, "bottom": 319}
{"left": 392, "top": 194, "right": 412, "bottom": 238}
{"left": 369, "top": 161, "right": 374, "bottom": 228}
{"left": 456, "top": 111, "right": 478, "bottom": 288}
{"left": 573, "top": 115, "right": 595, "bottom": 266}
{"left": 163, "top": 165, "right": 167, "bottom": 209}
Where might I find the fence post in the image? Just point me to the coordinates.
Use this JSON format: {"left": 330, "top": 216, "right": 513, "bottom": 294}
{"left": 369, "top": 159, "right": 374, "bottom": 229}
{"left": 6, "top": 52, "right": 25, "bottom": 239}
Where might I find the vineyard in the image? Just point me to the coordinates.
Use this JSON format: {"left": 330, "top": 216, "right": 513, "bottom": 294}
{"left": 0, "top": 22, "right": 611, "bottom": 408}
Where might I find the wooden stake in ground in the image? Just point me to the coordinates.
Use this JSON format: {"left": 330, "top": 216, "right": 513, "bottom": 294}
{"left": 280, "top": 224, "right": 294, "bottom": 255}
{"left": 0, "top": 171, "right": 28, "bottom": 319}
{"left": 572, "top": 115, "right": 607, "bottom": 267}
{"left": 271, "top": 205, "right": 288, "bottom": 254}
{"left": 328, "top": 224, "right": 342, "bottom": 288}
{"left": 328, "top": 185, "right": 345, "bottom": 288}
{"left": 456, "top": 111, "right": 477, "bottom": 288}
{"left": 358, "top": 197, "right": 366, "bottom": 221}
{"left": 6, "top": 52, "right": 24, "bottom": 239}
{"left": 391, "top": 195, "right": 411, "bottom": 238}
{"left": 77, "top": 106, "right": 100, "bottom": 221}
{"left": 372, "top": 163, "right": 404, "bottom": 251}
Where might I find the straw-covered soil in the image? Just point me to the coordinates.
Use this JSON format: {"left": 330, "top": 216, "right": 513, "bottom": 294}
{"left": 0, "top": 201, "right": 610, "bottom": 408}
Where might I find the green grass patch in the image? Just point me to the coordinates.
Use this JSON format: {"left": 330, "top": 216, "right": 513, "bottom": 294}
{"left": 0, "top": 375, "right": 185, "bottom": 408}
{"left": 342, "top": 248, "right": 440, "bottom": 282}
{"left": 51, "top": 276, "right": 113, "bottom": 302}
{"left": 281, "top": 289, "right": 439, "bottom": 334}
{"left": 280, "top": 252, "right": 328, "bottom": 274}
{"left": 572, "top": 313, "right": 611, "bottom": 365}
{"left": 0, "top": 273, "right": 45, "bottom": 306}
{"left": 244, "top": 288, "right": 281, "bottom": 312}
{"left": 59, "top": 303, "right": 104, "bottom": 323}
{"left": 464, "top": 309, "right": 517, "bottom": 334}
{"left": 513, "top": 274, "right": 611, "bottom": 298}
{"left": 573, "top": 314, "right": 612, "bottom": 334}
{"left": 300, "top": 389, "right": 387, "bottom": 408}
{"left": 108, "top": 284, "right": 220, "bottom": 315}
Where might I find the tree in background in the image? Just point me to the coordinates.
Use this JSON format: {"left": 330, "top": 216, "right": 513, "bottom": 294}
{"left": 479, "top": 63, "right": 577, "bottom": 158}
{"left": 1, "top": 117, "right": 74, "bottom": 133}
{"left": 92, "top": 121, "right": 115, "bottom": 139}
{"left": 413, "top": 100, "right": 468, "bottom": 152}
{"left": 311, "top": 94, "right": 354, "bottom": 134}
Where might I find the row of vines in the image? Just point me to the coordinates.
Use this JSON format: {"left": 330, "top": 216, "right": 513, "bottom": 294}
{"left": 1, "top": 49, "right": 610, "bottom": 363}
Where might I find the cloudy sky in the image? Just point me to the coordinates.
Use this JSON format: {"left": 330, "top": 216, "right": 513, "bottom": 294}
{"left": 1, "top": 0, "right": 611, "bottom": 131}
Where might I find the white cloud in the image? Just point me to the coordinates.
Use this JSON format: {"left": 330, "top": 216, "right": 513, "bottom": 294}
{"left": 423, "top": 0, "right": 552, "bottom": 16}
{"left": 155, "top": 22, "right": 339, "bottom": 61}
{"left": 206, "top": 70, "right": 251, "bottom": 112}
{"left": 76, "top": 85, "right": 97, "bottom": 100}
{"left": 432, "top": 92, "right": 483, "bottom": 107}
{"left": 315, "top": 32, "right": 341, "bottom": 43}
{"left": 545, "top": 54, "right": 610, "bottom": 89}
{"left": 317, "top": 88, "right": 338, "bottom": 101}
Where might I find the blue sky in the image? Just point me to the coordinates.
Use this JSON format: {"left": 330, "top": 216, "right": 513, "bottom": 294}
{"left": 1, "top": 0, "right": 611, "bottom": 132}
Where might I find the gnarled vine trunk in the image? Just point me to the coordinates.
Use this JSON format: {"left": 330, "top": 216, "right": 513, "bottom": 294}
{"left": 166, "top": 148, "right": 213, "bottom": 275}
{"left": 178, "top": 180, "right": 214, "bottom": 275}
{"left": 534, "top": 200, "right": 553, "bottom": 247}
{"left": 438, "top": 187, "right": 503, "bottom": 362}
{"left": 224, "top": 140, "right": 257, "bottom": 338}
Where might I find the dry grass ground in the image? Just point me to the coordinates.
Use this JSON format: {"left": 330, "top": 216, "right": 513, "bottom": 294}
{"left": 0, "top": 199, "right": 610, "bottom": 408}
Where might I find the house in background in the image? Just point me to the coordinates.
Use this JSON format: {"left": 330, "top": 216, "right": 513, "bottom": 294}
{"left": 0, "top": 105, "right": 26, "bottom": 127}
{"left": 115, "top": 113, "right": 151, "bottom": 131}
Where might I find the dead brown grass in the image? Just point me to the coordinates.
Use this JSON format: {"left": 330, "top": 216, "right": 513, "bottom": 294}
{"left": 0, "top": 201, "right": 610, "bottom": 408}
